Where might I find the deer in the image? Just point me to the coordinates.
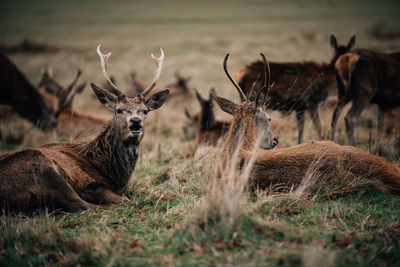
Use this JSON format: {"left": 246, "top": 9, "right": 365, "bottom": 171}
{"left": 126, "top": 72, "right": 146, "bottom": 97}
{"left": 235, "top": 35, "right": 356, "bottom": 144}
{"left": 0, "top": 45, "right": 169, "bottom": 214}
{"left": 330, "top": 49, "right": 400, "bottom": 150}
{"left": 165, "top": 72, "right": 192, "bottom": 99}
{"left": 211, "top": 53, "right": 400, "bottom": 194}
{"left": 182, "top": 88, "right": 293, "bottom": 147}
{"left": 37, "top": 68, "right": 112, "bottom": 140}
{"left": 0, "top": 54, "right": 67, "bottom": 131}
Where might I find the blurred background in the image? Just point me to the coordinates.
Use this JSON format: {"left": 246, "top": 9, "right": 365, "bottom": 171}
{"left": 0, "top": 0, "right": 399, "bottom": 148}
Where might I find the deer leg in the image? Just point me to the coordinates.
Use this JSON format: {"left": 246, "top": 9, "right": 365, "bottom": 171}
{"left": 375, "top": 107, "right": 385, "bottom": 153}
{"left": 296, "top": 110, "right": 305, "bottom": 144}
{"left": 344, "top": 99, "right": 368, "bottom": 146}
{"left": 330, "top": 97, "right": 349, "bottom": 141}
{"left": 309, "top": 106, "right": 322, "bottom": 140}
{"left": 81, "top": 185, "right": 127, "bottom": 205}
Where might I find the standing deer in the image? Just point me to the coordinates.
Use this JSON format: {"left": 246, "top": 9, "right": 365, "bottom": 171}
{"left": 212, "top": 53, "right": 400, "bottom": 194}
{"left": 236, "top": 35, "right": 356, "bottom": 143}
{"left": 0, "top": 46, "right": 169, "bottom": 214}
{"left": 330, "top": 49, "right": 400, "bottom": 149}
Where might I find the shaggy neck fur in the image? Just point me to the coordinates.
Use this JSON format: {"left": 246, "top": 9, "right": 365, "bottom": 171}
{"left": 80, "top": 118, "right": 139, "bottom": 191}
{"left": 221, "top": 104, "right": 257, "bottom": 162}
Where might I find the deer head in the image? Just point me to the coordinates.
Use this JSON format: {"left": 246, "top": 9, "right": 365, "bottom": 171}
{"left": 329, "top": 34, "right": 356, "bottom": 66}
{"left": 90, "top": 45, "right": 169, "bottom": 145}
{"left": 212, "top": 53, "right": 278, "bottom": 149}
{"left": 181, "top": 108, "right": 198, "bottom": 141}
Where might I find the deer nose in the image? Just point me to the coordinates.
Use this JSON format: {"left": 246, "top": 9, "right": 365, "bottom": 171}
{"left": 130, "top": 117, "right": 142, "bottom": 125}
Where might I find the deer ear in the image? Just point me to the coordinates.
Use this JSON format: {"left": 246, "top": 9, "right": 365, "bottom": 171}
{"left": 330, "top": 35, "right": 338, "bottom": 49}
{"left": 90, "top": 82, "right": 118, "bottom": 111}
{"left": 194, "top": 88, "right": 205, "bottom": 104}
{"left": 346, "top": 35, "right": 356, "bottom": 50}
{"left": 146, "top": 89, "right": 169, "bottom": 111}
{"left": 184, "top": 108, "right": 192, "bottom": 119}
{"left": 211, "top": 94, "right": 237, "bottom": 116}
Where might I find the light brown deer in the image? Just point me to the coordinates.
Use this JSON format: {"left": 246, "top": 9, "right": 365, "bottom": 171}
{"left": 331, "top": 49, "right": 400, "bottom": 149}
{"left": 38, "top": 68, "right": 112, "bottom": 140}
{"left": 212, "top": 53, "right": 400, "bottom": 194}
{"left": 235, "top": 35, "right": 356, "bottom": 144}
{"left": 182, "top": 88, "right": 293, "bottom": 147}
{"left": 0, "top": 46, "right": 169, "bottom": 214}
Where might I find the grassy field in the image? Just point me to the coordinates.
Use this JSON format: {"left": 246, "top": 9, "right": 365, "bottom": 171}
{"left": 1, "top": 0, "right": 400, "bottom": 265}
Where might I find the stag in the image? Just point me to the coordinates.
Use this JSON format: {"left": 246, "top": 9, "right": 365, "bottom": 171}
{"left": 0, "top": 46, "right": 169, "bottom": 214}
{"left": 0, "top": 54, "right": 65, "bottom": 131}
{"left": 236, "top": 35, "right": 356, "bottom": 144}
{"left": 182, "top": 88, "right": 293, "bottom": 146}
{"left": 212, "top": 53, "right": 400, "bottom": 194}
{"left": 330, "top": 49, "right": 400, "bottom": 149}
{"left": 38, "top": 68, "right": 112, "bottom": 140}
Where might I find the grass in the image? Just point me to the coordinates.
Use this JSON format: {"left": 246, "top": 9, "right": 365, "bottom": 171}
{"left": 1, "top": 0, "right": 400, "bottom": 265}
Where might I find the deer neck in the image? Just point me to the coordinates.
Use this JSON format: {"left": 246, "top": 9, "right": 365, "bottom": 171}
{"left": 199, "top": 103, "right": 216, "bottom": 132}
{"left": 222, "top": 106, "right": 257, "bottom": 159}
{"left": 81, "top": 119, "right": 139, "bottom": 191}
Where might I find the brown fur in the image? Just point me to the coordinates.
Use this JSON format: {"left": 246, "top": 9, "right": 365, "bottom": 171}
{"left": 0, "top": 48, "right": 169, "bottom": 214}
{"left": 236, "top": 35, "right": 356, "bottom": 143}
{"left": 331, "top": 49, "right": 400, "bottom": 147}
{"left": 217, "top": 101, "right": 400, "bottom": 194}
{"left": 0, "top": 54, "right": 58, "bottom": 130}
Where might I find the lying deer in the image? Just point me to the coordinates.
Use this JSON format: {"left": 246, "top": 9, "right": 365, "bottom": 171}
{"left": 39, "top": 68, "right": 112, "bottom": 140}
{"left": 0, "top": 46, "right": 169, "bottom": 214}
{"left": 0, "top": 54, "right": 66, "bottom": 131}
{"left": 331, "top": 49, "right": 400, "bottom": 149}
{"left": 235, "top": 35, "right": 356, "bottom": 143}
{"left": 182, "top": 88, "right": 293, "bottom": 147}
{"left": 212, "top": 53, "right": 400, "bottom": 194}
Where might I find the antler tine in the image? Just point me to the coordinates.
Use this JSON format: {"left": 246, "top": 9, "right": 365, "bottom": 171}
{"left": 66, "top": 68, "right": 82, "bottom": 90}
{"left": 141, "top": 48, "right": 164, "bottom": 97}
{"left": 223, "top": 54, "right": 247, "bottom": 102}
{"left": 96, "top": 45, "right": 122, "bottom": 96}
{"left": 255, "top": 53, "right": 271, "bottom": 106}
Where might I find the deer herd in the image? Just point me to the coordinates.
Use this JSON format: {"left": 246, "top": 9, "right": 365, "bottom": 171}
{"left": 0, "top": 35, "right": 399, "bottom": 214}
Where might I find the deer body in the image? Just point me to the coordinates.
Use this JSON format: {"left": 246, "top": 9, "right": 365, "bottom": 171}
{"left": 0, "top": 46, "right": 169, "bottom": 214}
{"left": 0, "top": 54, "right": 58, "bottom": 130}
{"left": 331, "top": 49, "right": 400, "bottom": 146}
{"left": 236, "top": 35, "right": 356, "bottom": 143}
{"left": 213, "top": 53, "right": 400, "bottom": 195}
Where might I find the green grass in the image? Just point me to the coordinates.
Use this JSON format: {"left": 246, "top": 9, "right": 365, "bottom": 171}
{"left": 1, "top": 0, "right": 400, "bottom": 265}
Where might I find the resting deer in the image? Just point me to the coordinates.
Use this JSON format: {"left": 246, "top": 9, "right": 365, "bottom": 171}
{"left": 126, "top": 72, "right": 146, "bottom": 97}
{"left": 182, "top": 88, "right": 293, "bottom": 147}
{"left": 0, "top": 54, "right": 67, "bottom": 131}
{"left": 236, "top": 35, "right": 356, "bottom": 144}
{"left": 38, "top": 68, "right": 112, "bottom": 140}
{"left": 0, "top": 46, "right": 169, "bottom": 214}
{"left": 212, "top": 53, "right": 400, "bottom": 194}
{"left": 165, "top": 72, "right": 192, "bottom": 99}
{"left": 331, "top": 49, "right": 400, "bottom": 149}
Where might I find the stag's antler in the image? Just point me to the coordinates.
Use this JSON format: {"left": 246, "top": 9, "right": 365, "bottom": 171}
{"left": 255, "top": 53, "right": 270, "bottom": 106}
{"left": 97, "top": 45, "right": 122, "bottom": 96}
{"left": 66, "top": 68, "right": 82, "bottom": 91}
{"left": 141, "top": 48, "right": 164, "bottom": 97}
{"left": 223, "top": 54, "right": 247, "bottom": 102}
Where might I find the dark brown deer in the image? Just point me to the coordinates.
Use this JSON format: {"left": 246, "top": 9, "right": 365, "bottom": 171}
{"left": 212, "top": 53, "right": 400, "bottom": 194}
{"left": 165, "top": 72, "right": 192, "bottom": 98}
{"left": 330, "top": 49, "right": 400, "bottom": 149}
{"left": 236, "top": 35, "right": 356, "bottom": 144}
{"left": 0, "top": 54, "right": 64, "bottom": 131}
{"left": 0, "top": 46, "right": 169, "bottom": 214}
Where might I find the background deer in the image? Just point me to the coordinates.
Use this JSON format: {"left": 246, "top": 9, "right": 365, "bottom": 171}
{"left": 331, "top": 49, "right": 400, "bottom": 149}
{"left": 0, "top": 54, "right": 63, "bottom": 131}
{"left": 212, "top": 53, "right": 400, "bottom": 194}
{"left": 0, "top": 46, "right": 169, "bottom": 214}
{"left": 235, "top": 35, "right": 356, "bottom": 144}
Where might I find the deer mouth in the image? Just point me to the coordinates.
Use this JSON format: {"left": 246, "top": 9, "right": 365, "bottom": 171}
{"left": 129, "top": 124, "right": 142, "bottom": 135}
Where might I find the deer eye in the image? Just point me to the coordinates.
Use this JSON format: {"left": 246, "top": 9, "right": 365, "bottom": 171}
{"left": 143, "top": 110, "right": 148, "bottom": 115}
{"left": 269, "top": 118, "right": 271, "bottom": 122}
{"left": 116, "top": 108, "right": 123, "bottom": 114}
